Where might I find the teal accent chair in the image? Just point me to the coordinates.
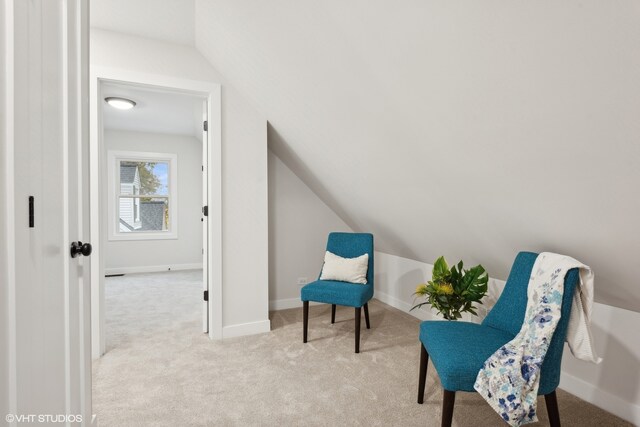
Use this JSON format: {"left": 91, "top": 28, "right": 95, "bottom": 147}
{"left": 417, "top": 252, "right": 579, "bottom": 427}
{"left": 301, "top": 232, "right": 374, "bottom": 353}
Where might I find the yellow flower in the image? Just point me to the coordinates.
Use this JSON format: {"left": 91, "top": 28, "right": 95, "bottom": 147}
{"left": 435, "top": 282, "right": 454, "bottom": 295}
{"left": 415, "top": 284, "right": 429, "bottom": 295}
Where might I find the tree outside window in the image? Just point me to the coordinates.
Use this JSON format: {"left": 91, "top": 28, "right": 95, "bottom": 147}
{"left": 108, "top": 151, "right": 178, "bottom": 240}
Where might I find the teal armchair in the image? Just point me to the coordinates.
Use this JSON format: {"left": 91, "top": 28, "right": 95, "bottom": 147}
{"left": 301, "top": 232, "right": 374, "bottom": 353}
{"left": 417, "top": 252, "right": 579, "bottom": 426}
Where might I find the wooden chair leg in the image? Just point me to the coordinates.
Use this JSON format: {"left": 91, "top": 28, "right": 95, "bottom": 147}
{"left": 417, "top": 343, "right": 428, "bottom": 404}
{"left": 363, "top": 303, "right": 370, "bottom": 329}
{"left": 355, "top": 306, "right": 361, "bottom": 353}
{"left": 303, "top": 301, "right": 309, "bottom": 343}
{"left": 331, "top": 304, "right": 336, "bottom": 324}
{"left": 545, "top": 390, "right": 561, "bottom": 427}
{"left": 441, "top": 390, "right": 456, "bottom": 427}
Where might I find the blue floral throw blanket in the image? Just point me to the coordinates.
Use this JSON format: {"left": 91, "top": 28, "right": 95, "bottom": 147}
{"left": 474, "top": 253, "right": 592, "bottom": 426}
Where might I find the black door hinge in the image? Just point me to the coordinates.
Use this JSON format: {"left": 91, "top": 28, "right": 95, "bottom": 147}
{"left": 203, "top": 205, "right": 208, "bottom": 217}
{"left": 28, "top": 196, "right": 34, "bottom": 228}
{"left": 204, "top": 290, "right": 209, "bottom": 301}
{"left": 203, "top": 121, "right": 208, "bottom": 132}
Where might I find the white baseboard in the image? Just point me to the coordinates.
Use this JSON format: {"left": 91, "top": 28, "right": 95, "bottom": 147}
{"left": 105, "top": 263, "right": 202, "bottom": 275}
{"left": 560, "top": 371, "right": 640, "bottom": 425}
{"left": 222, "top": 319, "right": 271, "bottom": 339}
{"left": 270, "top": 292, "right": 435, "bottom": 317}
{"left": 269, "top": 297, "right": 301, "bottom": 311}
{"left": 374, "top": 290, "right": 436, "bottom": 321}
{"left": 269, "top": 298, "right": 323, "bottom": 311}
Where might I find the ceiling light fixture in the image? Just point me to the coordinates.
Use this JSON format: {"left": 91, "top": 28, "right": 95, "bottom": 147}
{"left": 105, "top": 97, "right": 136, "bottom": 110}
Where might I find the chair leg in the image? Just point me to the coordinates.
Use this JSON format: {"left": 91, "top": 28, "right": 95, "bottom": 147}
{"left": 441, "top": 390, "right": 456, "bottom": 427}
{"left": 355, "top": 307, "right": 361, "bottom": 353}
{"left": 331, "top": 304, "right": 336, "bottom": 324}
{"left": 417, "top": 343, "right": 428, "bottom": 404}
{"left": 303, "top": 301, "right": 309, "bottom": 343}
{"left": 545, "top": 391, "right": 561, "bottom": 427}
{"left": 363, "top": 303, "right": 370, "bottom": 329}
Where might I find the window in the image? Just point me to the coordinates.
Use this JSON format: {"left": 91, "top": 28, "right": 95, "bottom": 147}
{"left": 108, "top": 151, "right": 178, "bottom": 240}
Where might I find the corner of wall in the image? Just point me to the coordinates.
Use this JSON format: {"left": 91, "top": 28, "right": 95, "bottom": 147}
{"left": 267, "top": 149, "right": 352, "bottom": 309}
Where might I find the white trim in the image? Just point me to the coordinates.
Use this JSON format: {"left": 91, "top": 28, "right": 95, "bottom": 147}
{"left": 61, "top": 0, "right": 72, "bottom": 414}
{"left": 90, "top": 66, "right": 223, "bottom": 357}
{"left": 559, "top": 371, "right": 640, "bottom": 425}
{"left": 90, "top": 67, "right": 105, "bottom": 359}
{"left": 269, "top": 298, "right": 323, "bottom": 311}
{"left": 3, "top": 0, "right": 17, "bottom": 416}
{"left": 201, "top": 99, "right": 209, "bottom": 334}
{"left": 77, "top": 0, "right": 92, "bottom": 419}
{"left": 207, "top": 82, "right": 223, "bottom": 340}
{"left": 222, "top": 320, "right": 271, "bottom": 339}
{"left": 105, "top": 263, "right": 202, "bottom": 276}
{"left": 107, "top": 150, "right": 178, "bottom": 241}
{"left": 373, "top": 291, "right": 437, "bottom": 321}
{"left": 268, "top": 295, "right": 414, "bottom": 312}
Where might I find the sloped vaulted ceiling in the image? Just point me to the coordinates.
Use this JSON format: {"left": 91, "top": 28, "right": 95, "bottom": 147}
{"left": 193, "top": 1, "right": 640, "bottom": 312}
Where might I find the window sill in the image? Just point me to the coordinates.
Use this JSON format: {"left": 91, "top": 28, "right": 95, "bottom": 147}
{"left": 108, "top": 232, "right": 178, "bottom": 242}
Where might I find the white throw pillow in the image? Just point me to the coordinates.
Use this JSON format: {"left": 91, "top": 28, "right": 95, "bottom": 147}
{"left": 320, "top": 251, "right": 369, "bottom": 284}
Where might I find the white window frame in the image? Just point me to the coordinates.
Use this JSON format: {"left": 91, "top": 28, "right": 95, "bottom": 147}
{"left": 107, "top": 150, "right": 178, "bottom": 241}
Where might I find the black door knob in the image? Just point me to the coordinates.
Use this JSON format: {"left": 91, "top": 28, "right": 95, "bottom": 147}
{"left": 70, "top": 241, "right": 92, "bottom": 258}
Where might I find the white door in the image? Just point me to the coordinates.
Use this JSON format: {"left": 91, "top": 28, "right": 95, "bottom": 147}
{"left": 202, "top": 101, "right": 209, "bottom": 333}
{"left": 5, "top": 0, "right": 92, "bottom": 424}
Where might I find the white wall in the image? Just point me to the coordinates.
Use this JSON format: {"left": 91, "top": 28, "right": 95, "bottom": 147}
{"left": 104, "top": 130, "right": 202, "bottom": 273}
{"left": 193, "top": 1, "right": 640, "bottom": 314}
{"left": 268, "top": 149, "right": 352, "bottom": 310}
{"left": 91, "top": 0, "right": 195, "bottom": 46}
{"left": 196, "top": 5, "right": 640, "bottom": 420}
{"left": 375, "top": 251, "right": 505, "bottom": 322}
{"left": 374, "top": 251, "right": 640, "bottom": 425}
{"left": 91, "top": 28, "right": 269, "bottom": 333}
{"left": 560, "top": 303, "right": 640, "bottom": 425}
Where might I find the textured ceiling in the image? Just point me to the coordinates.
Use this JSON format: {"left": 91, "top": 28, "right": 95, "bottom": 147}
{"left": 194, "top": 1, "right": 640, "bottom": 312}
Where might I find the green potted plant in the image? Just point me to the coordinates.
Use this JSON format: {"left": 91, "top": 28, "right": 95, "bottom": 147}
{"left": 411, "top": 256, "right": 488, "bottom": 320}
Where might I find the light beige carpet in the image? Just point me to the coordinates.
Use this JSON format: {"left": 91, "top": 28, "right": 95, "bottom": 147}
{"left": 93, "top": 270, "right": 630, "bottom": 426}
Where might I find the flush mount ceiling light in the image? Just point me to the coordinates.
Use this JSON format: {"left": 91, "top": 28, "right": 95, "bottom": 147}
{"left": 105, "top": 97, "right": 136, "bottom": 110}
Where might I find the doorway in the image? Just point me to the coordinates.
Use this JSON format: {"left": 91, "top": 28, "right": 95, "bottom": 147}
{"left": 90, "top": 69, "right": 223, "bottom": 358}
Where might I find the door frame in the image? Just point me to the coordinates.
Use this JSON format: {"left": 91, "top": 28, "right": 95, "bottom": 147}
{"left": 201, "top": 99, "right": 209, "bottom": 334}
{"left": 89, "top": 67, "right": 223, "bottom": 358}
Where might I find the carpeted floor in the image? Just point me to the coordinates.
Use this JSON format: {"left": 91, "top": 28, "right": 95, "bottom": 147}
{"left": 93, "top": 270, "right": 630, "bottom": 426}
